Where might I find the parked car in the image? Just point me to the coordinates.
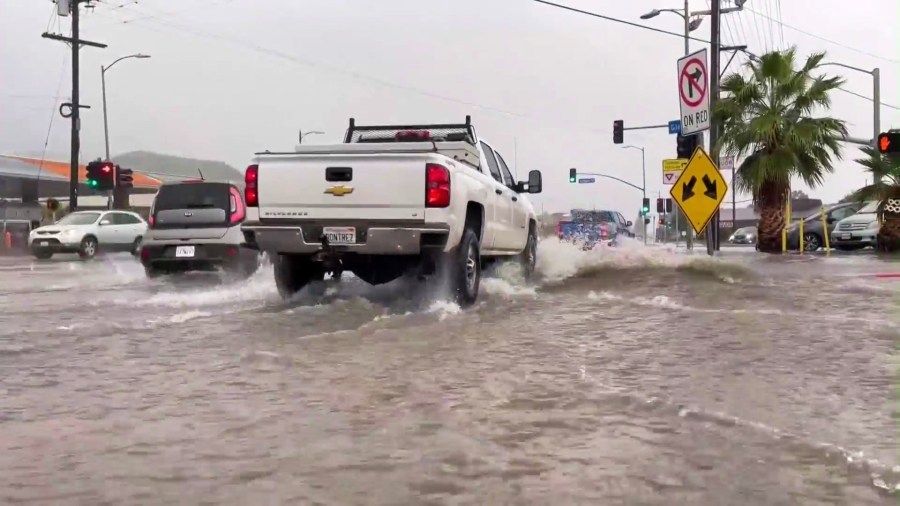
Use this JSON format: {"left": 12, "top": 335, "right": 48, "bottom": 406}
{"left": 830, "top": 201, "right": 879, "bottom": 250}
{"left": 785, "top": 201, "right": 863, "bottom": 251}
{"left": 557, "top": 209, "right": 632, "bottom": 248}
{"left": 29, "top": 210, "right": 146, "bottom": 260}
{"left": 241, "top": 117, "right": 542, "bottom": 306}
{"left": 140, "top": 180, "right": 261, "bottom": 278}
{"left": 728, "top": 226, "right": 757, "bottom": 245}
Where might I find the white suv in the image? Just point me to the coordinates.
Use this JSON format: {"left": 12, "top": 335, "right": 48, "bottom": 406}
{"left": 29, "top": 210, "right": 147, "bottom": 260}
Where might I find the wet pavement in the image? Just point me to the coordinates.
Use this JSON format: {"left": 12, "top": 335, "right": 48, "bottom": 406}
{"left": 0, "top": 240, "right": 898, "bottom": 505}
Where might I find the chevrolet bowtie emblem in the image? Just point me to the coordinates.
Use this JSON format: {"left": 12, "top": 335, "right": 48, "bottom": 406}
{"left": 324, "top": 185, "right": 354, "bottom": 197}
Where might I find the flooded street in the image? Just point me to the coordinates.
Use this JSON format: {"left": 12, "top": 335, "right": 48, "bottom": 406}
{"left": 1, "top": 240, "right": 898, "bottom": 505}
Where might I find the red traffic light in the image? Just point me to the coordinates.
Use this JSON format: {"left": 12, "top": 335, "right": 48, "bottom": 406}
{"left": 101, "top": 163, "right": 113, "bottom": 173}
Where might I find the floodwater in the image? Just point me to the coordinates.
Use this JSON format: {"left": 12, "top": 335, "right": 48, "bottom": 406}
{"left": 0, "top": 240, "right": 897, "bottom": 505}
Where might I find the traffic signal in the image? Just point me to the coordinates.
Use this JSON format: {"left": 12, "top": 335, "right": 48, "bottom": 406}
{"left": 569, "top": 168, "right": 577, "bottom": 183}
{"left": 656, "top": 198, "right": 665, "bottom": 213}
{"left": 676, "top": 133, "right": 699, "bottom": 159}
{"left": 877, "top": 131, "right": 900, "bottom": 154}
{"left": 86, "top": 160, "right": 115, "bottom": 191}
{"left": 613, "top": 120, "right": 624, "bottom": 144}
{"left": 665, "top": 198, "right": 673, "bottom": 213}
{"left": 116, "top": 166, "right": 134, "bottom": 190}
{"left": 641, "top": 197, "right": 650, "bottom": 215}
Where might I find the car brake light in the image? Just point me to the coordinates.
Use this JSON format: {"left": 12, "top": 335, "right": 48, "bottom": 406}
{"left": 148, "top": 215, "right": 155, "bottom": 227}
{"left": 245, "top": 164, "right": 258, "bottom": 207}
{"left": 229, "top": 187, "right": 245, "bottom": 224}
{"left": 425, "top": 163, "right": 450, "bottom": 208}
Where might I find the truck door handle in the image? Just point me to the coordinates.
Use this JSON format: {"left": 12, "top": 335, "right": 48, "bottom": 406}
{"left": 495, "top": 189, "right": 502, "bottom": 195}
{"left": 511, "top": 196, "right": 518, "bottom": 202}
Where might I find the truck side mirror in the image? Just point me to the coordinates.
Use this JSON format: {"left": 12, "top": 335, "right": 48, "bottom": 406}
{"left": 527, "top": 170, "right": 542, "bottom": 194}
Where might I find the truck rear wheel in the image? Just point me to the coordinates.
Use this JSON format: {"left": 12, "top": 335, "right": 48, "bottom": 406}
{"left": 518, "top": 229, "right": 537, "bottom": 280}
{"left": 443, "top": 227, "right": 480, "bottom": 307}
{"left": 273, "top": 254, "right": 324, "bottom": 299}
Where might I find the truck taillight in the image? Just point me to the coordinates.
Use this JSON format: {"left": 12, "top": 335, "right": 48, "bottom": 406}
{"left": 245, "top": 164, "right": 258, "bottom": 207}
{"left": 425, "top": 163, "right": 450, "bottom": 208}
{"left": 148, "top": 215, "right": 155, "bottom": 228}
{"left": 556, "top": 222, "right": 562, "bottom": 237}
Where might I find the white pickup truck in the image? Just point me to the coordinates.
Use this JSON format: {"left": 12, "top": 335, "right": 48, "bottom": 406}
{"left": 241, "top": 117, "right": 543, "bottom": 306}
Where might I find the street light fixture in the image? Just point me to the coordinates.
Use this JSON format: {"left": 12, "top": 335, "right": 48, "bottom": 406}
{"left": 299, "top": 130, "right": 325, "bottom": 144}
{"left": 101, "top": 53, "right": 151, "bottom": 160}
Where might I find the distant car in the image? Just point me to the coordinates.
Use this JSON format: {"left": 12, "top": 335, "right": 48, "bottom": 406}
{"left": 557, "top": 209, "right": 633, "bottom": 248}
{"left": 728, "top": 226, "right": 757, "bottom": 245}
{"left": 29, "top": 210, "right": 147, "bottom": 260}
{"left": 140, "top": 180, "right": 260, "bottom": 278}
{"left": 831, "top": 201, "right": 879, "bottom": 250}
{"left": 785, "top": 202, "right": 863, "bottom": 251}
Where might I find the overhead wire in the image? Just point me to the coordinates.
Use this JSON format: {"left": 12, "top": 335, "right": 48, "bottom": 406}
{"left": 743, "top": 6, "right": 898, "bottom": 64}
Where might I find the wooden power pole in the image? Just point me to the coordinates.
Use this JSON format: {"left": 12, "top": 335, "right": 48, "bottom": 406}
{"left": 42, "top": 0, "right": 106, "bottom": 212}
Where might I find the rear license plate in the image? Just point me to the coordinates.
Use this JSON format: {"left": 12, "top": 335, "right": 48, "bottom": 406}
{"left": 840, "top": 233, "right": 852, "bottom": 240}
{"left": 323, "top": 227, "right": 356, "bottom": 245}
{"left": 175, "top": 246, "right": 195, "bottom": 258}
{"left": 37, "top": 241, "right": 49, "bottom": 247}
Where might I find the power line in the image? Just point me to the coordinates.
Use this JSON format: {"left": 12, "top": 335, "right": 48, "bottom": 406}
{"left": 534, "top": 0, "right": 712, "bottom": 45}
{"left": 86, "top": 9, "right": 620, "bottom": 138}
{"left": 836, "top": 87, "right": 900, "bottom": 111}
{"left": 744, "top": 7, "right": 899, "bottom": 64}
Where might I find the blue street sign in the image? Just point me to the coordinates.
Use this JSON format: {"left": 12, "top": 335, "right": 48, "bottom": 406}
{"left": 668, "top": 120, "right": 682, "bottom": 135}
{"left": 578, "top": 178, "right": 595, "bottom": 184}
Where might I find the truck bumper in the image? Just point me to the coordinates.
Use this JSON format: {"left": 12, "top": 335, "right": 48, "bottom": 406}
{"left": 241, "top": 220, "right": 451, "bottom": 255}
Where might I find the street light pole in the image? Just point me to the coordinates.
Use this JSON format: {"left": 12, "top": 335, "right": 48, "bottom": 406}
{"left": 819, "top": 62, "right": 880, "bottom": 148}
{"left": 101, "top": 54, "right": 150, "bottom": 161}
{"left": 623, "top": 145, "right": 647, "bottom": 244}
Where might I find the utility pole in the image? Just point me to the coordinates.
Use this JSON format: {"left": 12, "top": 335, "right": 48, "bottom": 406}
{"left": 42, "top": 0, "right": 106, "bottom": 212}
{"left": 706, "top": 0, "right": 721, "bottom": 255}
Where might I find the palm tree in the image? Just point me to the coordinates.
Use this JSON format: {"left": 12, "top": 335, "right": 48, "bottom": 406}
{"left": 850, "top": 146, "right": 900, "bottom": 252}
{"left": 713, "top": 47, "right": 848, "bottom": 253}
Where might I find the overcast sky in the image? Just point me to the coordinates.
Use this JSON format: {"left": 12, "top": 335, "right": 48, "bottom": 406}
{"left": 2, "top": 0, "right": 898, "bottom": 214}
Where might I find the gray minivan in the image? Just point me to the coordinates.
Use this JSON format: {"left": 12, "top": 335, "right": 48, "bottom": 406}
{"left": 140, "top": 181, "right": 260, "bottom": 277}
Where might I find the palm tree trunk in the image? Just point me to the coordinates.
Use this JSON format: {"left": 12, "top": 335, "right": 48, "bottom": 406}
{"left": 877, "top": 218, "right": 900, "bottom": 252}
{"left": 756, "top": 204, "right": 785, "bottom": 252}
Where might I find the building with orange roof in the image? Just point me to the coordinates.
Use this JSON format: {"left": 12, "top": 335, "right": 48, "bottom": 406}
{"left": 0, "top": 154, "right": 161, "bottom": 201}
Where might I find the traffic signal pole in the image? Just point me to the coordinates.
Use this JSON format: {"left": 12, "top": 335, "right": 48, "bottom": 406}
{"left": 707, "top": 0, "right": 721, "bottom": 256}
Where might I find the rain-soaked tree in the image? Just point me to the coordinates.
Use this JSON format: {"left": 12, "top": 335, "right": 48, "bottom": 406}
{"left": 850, "top": 146, "right": 900, "bottom": 252}
{"left": 713, "top": 47, "right": 847, "bottom": 253}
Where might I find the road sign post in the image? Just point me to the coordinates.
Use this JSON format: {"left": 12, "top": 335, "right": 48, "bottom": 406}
{"left": 669, "top": 146, "right": 728, "bottom": 256}
{"left": 677, "top": 48, "right": 710, "bottom": 136}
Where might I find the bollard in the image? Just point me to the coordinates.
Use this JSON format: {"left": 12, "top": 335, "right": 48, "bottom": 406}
{"left": 782, "top": 228, "right": 787, "bottom": 253}
{"left": 821, "top": 206, "right": 831, "bottom": 255}
{"left": 4, "top": 231, "right": 11, "bottom": 250}
{"left": 799, "top": 219, "right": 804, "bottom": 254}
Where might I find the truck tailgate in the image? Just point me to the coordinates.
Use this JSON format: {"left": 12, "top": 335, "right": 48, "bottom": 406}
{"left": 257, "top": 154, "right": 427, "bottom": 221}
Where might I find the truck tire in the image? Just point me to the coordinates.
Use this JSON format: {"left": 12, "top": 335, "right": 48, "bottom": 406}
{"left": 518, "top": 229, "right": 537, "bottom": 280}
{"left": 273, "top": 254, "right": 324, "bottom": 299}
{"left": 443, "top": 227, "right": 480, "bottom": 307}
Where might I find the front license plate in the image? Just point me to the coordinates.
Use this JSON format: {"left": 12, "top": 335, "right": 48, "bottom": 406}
{"left": 840, "top": 233, "right": 852, "bottom": 240}
{"left": 175, "top": 246, "right": 195, "bottom": 258}
{"left": 323, "top": 226, "right": 356, "bottom": 245}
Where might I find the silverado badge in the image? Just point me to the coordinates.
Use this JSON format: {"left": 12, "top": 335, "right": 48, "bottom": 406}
{"left": 324, "top": 185, "right": 354, "bottom": 197}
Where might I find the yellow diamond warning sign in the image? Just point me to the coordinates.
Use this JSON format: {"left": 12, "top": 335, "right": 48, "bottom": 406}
{"left": 668, "top": 146, "right": 727, "bottom": 234}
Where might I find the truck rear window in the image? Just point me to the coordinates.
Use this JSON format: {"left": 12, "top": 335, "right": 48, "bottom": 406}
{"left": 154, "top": 183, "right": 231, "bottom": 211}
